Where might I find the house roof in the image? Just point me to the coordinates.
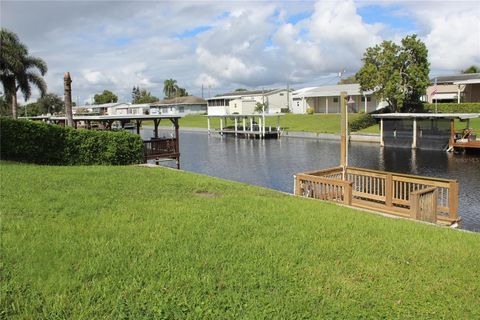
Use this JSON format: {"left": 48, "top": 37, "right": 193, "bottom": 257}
{"left": 431, "top": 73, "right": 480, "bottom": 84}
{"left": 208, "top": 88, "right": 289, "bottom": 100}
{"left": 151, "top": 96, "right": 207, "bottom": 106}
{"left": 373, "top": 113, "right": 479, "bottom": 120}
{"left": 73, "top": 102, "right": 128, "bottom": 109}
{"left": 292, "top": 84, "right": 373, "bottom": 98}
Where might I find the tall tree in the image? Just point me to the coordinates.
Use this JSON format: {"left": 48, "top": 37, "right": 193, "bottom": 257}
{"left": 132, "top": 86, "right": 159, "bottom": 103}
{"left": 93, "top": 90, "right": 118, "bottom": 104}
{"left": 37, "top": 93, "right": 64, "bottom": 114}
{"left": 356, "top": 34, "right": 430, "bottom": 112}
{"left": 0, "top": 28, "right": 48, "bottom": 118}
{"left": 131, "top": 86, "right": 140, "bottom": 103}
{"left": 176, "top": 87, "right": 188, "bottom": 97}
{"left": 461, "top": 65, "right": 480, "bottom": 74}
{"left": 163, "top": 79, "right": 178, "bottom": 99}
{"left": 338, "top": 75, "right": 357, "bottom": 85}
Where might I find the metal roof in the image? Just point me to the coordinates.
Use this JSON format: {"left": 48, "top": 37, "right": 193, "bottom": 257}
{"left": 208, "top": 88, "right": 289, "bottom": 100}
{"left": 44, "top": 114, "right": 184, "bottom": 121}
{"left": 151, "top": 96, "right": 207, "bottom": 106}
{"left": 431, "top": 73, "right": 480, "bottom": 84}
{"left": 373, "top": 113, "right": 479, "bottom": 120}
{"left": 291, "top": 84, "right": 374, "bottom": 98}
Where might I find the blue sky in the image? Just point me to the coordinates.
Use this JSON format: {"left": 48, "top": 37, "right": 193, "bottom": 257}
{"left": 2, "top": 0, "right": 479, "bottom": 103}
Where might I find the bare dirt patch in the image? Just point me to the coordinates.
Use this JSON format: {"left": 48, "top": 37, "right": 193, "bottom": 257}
{"left": 194, "top": 191, "right": 221, "bottom": 198}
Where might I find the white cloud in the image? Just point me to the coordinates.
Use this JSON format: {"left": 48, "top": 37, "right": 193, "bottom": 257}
{"left": 404, "top": 1, "right": 480, "bottom": 71}
{"left": 2, "top": 0, "right": 479, "bottom": 103}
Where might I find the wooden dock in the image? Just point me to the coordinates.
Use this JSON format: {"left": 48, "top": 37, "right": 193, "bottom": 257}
{"left": 295, "top": 91, "right": 461, "bottom": 226}
{"left": 205, "top": 114, "right": 283, "bottom": 139}
{"left": 22, "top": 114, "right": 183, "bottom": 169}
{"left": 294, "top": 166, "right": 460, "bottom": 226}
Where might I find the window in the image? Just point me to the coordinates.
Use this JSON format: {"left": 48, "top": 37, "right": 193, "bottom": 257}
{"left": 179, "top": 106, "right": 185, "bottom": 113}
{"left": 333, "top": 97, "right": 339, "bottom": 103}
{"left": 279, "top": 93, "right": 284, "bottom": 96}
{"left": 297, "top": 102, "right": 300, "bottom": 107}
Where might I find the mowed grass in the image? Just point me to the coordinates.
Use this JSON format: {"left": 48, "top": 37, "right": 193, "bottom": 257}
{"left": 150, "top": 114, "right": 480, "bottom": 135}
{"left": 1, "top": 162, "right": 480, "bottom": 319}
{"left": 150, "top": 114, "right": 375, "bottom": 134}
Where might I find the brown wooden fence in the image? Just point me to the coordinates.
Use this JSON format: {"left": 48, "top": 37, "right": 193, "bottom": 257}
{"left": 294, "top": 166, "right": 459, "bottom": 225}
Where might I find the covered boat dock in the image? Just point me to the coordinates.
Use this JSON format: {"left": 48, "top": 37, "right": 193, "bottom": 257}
{"left": 205, "top": 113, "right": 283, "bottom": 139}
{"left": 373, "top": 113, "right": 480, "bottom": 151}
{"left": 21, "top": 114, "right": 183, "bottom": 168}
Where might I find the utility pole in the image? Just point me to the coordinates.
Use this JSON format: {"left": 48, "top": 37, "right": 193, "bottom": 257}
{"left": 340, "top": 91, "right": 348, "bottom": 179}
{"left": 64, "top": 72, "right": 74, "bottom": 127}
{"left": 201, "top": 84, "right": 204, "bottom": 99}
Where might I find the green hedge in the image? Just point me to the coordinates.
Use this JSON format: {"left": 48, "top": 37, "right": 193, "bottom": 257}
{"left": 422, "top": 102, "right": 480, "bottom": 113}
{"left": 0, "top": 118, "right": 144, "bottom": 165}
{"left": 349, "top": 113, "right": 377, "bottom": 132}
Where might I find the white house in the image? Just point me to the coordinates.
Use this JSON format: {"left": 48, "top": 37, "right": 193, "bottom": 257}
{"left": 207, "top": 89, "right": 291, "bottom": 115}
{"left": 72, "top": 102, "right": 129, "bottom": 115}
{"left": 290, "top": 84, "right": 383, "bottom": 114}
{"left": 150, "top": 96, "right": 207, "bottom": 115}
{"left": 113, "top": 103, "right": 150, "bottom": 115}
{"left": 426, "top": 73, "right": 480, "bottom": 103}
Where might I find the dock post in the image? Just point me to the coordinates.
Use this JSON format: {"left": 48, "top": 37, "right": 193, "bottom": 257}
{"left": 154, "top": 119, "right": 160, "bottom": 138}
{"left": 234, "top": 117, "right": 238, "bottom": 137}
{"left": 412, "top": 118, "right": 417, "bottom": 149}
{"left": 207, "top": 117, "right": 211, "bottom": 135}
{"left": 380, "top": 119, "right": 384, "bottom": 147}
{"left": 136, "top": 120, "right": 141, "bottom": 135}
{"left": 258, "top": 118, "right": 262, "bottom": 139}
{"left": 220, "top": 117, "right": 223, "bottom": 136}
{"left": 449, "top": 119, "right": 455, "bottom": 149}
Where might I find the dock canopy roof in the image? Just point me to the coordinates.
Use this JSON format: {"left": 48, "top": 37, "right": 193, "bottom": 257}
{"left": 373, "top": 113, "right": 479, "bottom": 120}
{"left": 21, "top": 114, "right": 184, "bottom": 121}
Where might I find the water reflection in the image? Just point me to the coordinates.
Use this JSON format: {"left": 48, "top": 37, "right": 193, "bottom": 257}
{"left": 142, "top": 128, "right": 480, "bottom": 232}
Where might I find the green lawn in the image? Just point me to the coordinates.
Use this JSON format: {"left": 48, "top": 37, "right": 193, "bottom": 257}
{"left": 151, "top": 114, "right": 480, "bottom": 135}
{"left": 153, "top": 114, "right": 373, "bottom": 134}
{"left": 1, "top": 162, "right": 479, "bottom": 318}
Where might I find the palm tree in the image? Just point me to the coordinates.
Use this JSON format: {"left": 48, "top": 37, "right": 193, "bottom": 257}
{"left": 163, "top": 79, "right": 178, "bottom": 99}
{"left": 0, "top": 29, "right": 47, "bottom": 119}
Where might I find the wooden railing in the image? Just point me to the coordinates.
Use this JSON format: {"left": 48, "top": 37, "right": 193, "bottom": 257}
{"left": 143, "top": 138, "right": 178, "bottom": 160}
{"left": 294, "top": 166, "right": 459, "bottom": 225}
{"left": 295, "top": 173, "right": 352, "bottom": 205}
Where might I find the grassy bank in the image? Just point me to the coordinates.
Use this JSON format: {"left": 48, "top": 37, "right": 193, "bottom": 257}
{"left": 1, "top": 162, "right": 480, "bottom": 318}
{"left": 150, "top": 114, "right": 375, "bottom": 134}
{"left": 152, "top": 114, "right": 480, "bottom": 135}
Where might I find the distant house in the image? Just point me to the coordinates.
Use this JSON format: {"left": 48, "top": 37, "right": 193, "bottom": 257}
{"left": 426, "top": 73, "right": 480, "bottom": 103}
{"left": 113, "top": 103, "right": 150, "bottom": 115}
{"left": 207, "top": 89, "right": 291, "bottom": 115}
{"left": 150, "top": 96, "right": 207, "bottom": 115}
{"left": 72, "top": 102, "right": 129, "bottom": 115}
{"left": 290, "top": 84, "right": 383, "bottom": 114}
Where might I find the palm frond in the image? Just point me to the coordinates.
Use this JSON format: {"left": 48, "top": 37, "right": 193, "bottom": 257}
{"left": 26, "top": 72, "right": 47, "bottom": 97}
{"left": 24, "top": 56, "right": 48, "bottom": 76}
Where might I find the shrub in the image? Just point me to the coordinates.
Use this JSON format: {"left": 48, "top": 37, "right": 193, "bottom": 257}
{"left": 0, "top": 118, "right": 144, "bottom": 165}
{"left": 422, "top": 102, "right": 480, "bottom": 113}
{"left": 306, "top": 107, "right": 314, "bottom": 115}
{"left": 349, "top": 113, "right": 377, "bottom": 132}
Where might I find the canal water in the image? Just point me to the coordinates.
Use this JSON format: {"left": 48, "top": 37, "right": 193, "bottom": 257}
{"left": 142, "top": 128, "right": 480, "bottom": 232}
